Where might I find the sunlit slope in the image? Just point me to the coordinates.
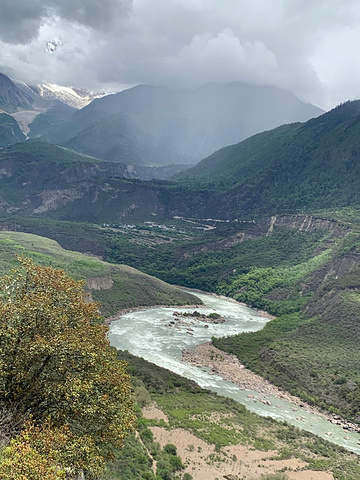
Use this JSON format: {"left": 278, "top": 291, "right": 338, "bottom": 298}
{"left": 0, "top": 231, "right": 199, "bottom": 316}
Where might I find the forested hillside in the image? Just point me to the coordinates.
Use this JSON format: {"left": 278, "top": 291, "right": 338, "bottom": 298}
{"left": 0, "top": 113, "right": 26, "bottom": 147}
{"left": 1, "top": 209, "right": 359, "bottom": 421}
{"left": 177, "top": 100, "right": 360, "bottom": 216}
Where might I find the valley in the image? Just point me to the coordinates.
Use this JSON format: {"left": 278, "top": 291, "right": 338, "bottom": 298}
{"left": 109, "top": 292, "right": 360, "bottom": 452}
{"left": 0, "top": 72, "right": 359, "bottom": 480}
{"left": 1, "top": 209, "right": 359, "bottom": 479}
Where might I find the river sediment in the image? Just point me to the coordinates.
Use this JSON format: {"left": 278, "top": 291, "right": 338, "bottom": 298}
{"left": 182, "top": 342, "right": 360, "bottom": 436}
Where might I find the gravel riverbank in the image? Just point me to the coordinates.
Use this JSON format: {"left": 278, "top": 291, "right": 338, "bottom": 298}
{"left": 182, "top": 342, "right": 360, "bottom": 436}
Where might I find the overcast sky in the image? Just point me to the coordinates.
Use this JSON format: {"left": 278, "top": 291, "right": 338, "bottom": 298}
{"left": 0, "top": 0, "right": 360, "bottom": 109}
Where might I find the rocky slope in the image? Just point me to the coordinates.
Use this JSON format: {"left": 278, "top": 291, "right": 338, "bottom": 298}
{"left": 0, "top": 73, "right": 44, "bottom": 113}
{"left": 32, "top": 84, "right": 107, "bottom": 109}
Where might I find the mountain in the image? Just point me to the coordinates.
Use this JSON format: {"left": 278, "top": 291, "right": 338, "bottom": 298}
{"left": 0, "top": 73, "right": 44, "bottom": 113}
{"left": 0, "top": 72, "right": 111, "bottom": 142}
{"left": 0, "top": 113, "right": 26, "bottom": 147}
{"left": 176, "top": 100, "right": 360, "bottom": 216}
{"left": 0, "top": 71, "right": 108, "bottom": 112}
{"left": 32, "top": 83, "right": 108, "bottom": 109}
{"left": 1, "top": 101, "right": 360, "bottom": 222}
{"left": 28, "top": 82, "right": 323, "bottom": 166}
{"left": 0, "top": 142, "right": 205, "bottom": 219}
{"left": 25, "top": 102, "right": 77, "bottom": 142}
{"left": 0, "top": 72, "right": 323, "bottom": 168}
{"left": 64, "top": 113, "right": 152, "bottom": 165}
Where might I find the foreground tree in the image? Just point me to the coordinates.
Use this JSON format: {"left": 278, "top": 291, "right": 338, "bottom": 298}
{"left": 0, "top": 257, "right": 135, "bottom": 478}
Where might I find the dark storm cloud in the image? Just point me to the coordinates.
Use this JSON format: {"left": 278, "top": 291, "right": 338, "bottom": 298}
{"left": 0, "top": 0, "right": 132, "bottom": 44}
{"left": 0, "top": 0, "right": 45, "bottom": 44}
{"left": 51, "top": 0, "right": 133, "bottom": 31}
{"left": 1, "top": 0, "right": 360, "bottom": 109}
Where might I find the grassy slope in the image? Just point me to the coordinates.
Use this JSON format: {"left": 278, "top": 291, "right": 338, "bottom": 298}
{"left": 0, "top": 231, "right": 199, "bottom": 316}
{"left": 104, "top": 351, "right": 360, "bottom": 480}
{"left": 213, "top": 223, "right": 360, "bottom": 420}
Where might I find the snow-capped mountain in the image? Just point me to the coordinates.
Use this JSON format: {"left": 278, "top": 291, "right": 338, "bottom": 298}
{"left": 0, "top": 72, "right": 111, "bottom": 112}
{"left": 33, "top": 84, "right": 109, "bottom": 109}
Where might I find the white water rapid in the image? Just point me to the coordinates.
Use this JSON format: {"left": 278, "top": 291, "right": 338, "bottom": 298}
{"left": 109, "top": 290, "right": 360, "bottom": 455}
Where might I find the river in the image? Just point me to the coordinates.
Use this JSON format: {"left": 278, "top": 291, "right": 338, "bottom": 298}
{"left": 109, "top": 290, "right": 360, "bottom": 455}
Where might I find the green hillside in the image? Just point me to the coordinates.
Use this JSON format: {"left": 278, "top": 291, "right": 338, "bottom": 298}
{"left": 0, "top": 231, "right": 199, "bottom": 316}
{"left": 27, "top": 102, "right": 77, "bottom": 143}
{"left": 0, "top": 141, "right": 101, "bottom": 165}
{"left": 177, "top": 100, "right": 360, "bottom": 216}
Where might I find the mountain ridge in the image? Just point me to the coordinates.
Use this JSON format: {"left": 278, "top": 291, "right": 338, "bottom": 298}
{"left": 67, "top": 81, "right": 322, "bottom": 165}
{"left": 176, "top": 100, "right": 360, "bottom": 216}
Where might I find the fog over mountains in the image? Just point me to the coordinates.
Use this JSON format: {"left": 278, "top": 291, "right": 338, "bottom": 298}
{"left": 0, "top": 72, "right": 323, "bottom": 167}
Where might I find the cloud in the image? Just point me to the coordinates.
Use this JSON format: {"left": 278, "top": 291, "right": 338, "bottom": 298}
{"left": 0, "top": 0, "right": 360, "bottom": 108}
{"left": 0, "top": 0, "right": 132, "bottom": 44}
{"left": 146, "top": 29, "right": 279, "bottom": 87}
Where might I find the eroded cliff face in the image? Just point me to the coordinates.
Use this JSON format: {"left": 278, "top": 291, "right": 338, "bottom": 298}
{"left": 267, "top": 214, "right": 346, "bottom": 236}
{"left": 0, "top": 154, "right": 215, "bottom": 220}
{"left": 86, "top": 276, "right": 114, "bottom": 290}
{"left": 1, "top": 145, "right": 357, "bottom": 226}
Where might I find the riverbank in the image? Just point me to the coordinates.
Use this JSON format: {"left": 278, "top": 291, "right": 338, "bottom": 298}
{"left": 109, "top": 291, "right": 360, "bottom": 452}
{"left": 182, "top": 342, "right": 360, "bottom": 436}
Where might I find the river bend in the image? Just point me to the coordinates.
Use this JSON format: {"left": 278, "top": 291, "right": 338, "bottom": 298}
{"left": 109, "top": 290, "right": 360, "bottom": 455}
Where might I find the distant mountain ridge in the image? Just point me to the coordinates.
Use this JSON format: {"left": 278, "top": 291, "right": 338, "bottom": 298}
{"left": 0, "top": 101, "right": 359, "bottom": 222}
{"left": 0, "top": 71, "right": 323, "bottom": 167}
{"left": 0, "top": 73, "right": 44, "bottom": 113}
{"left": 0, "top": 72, "right": 108, "bottom": 113}
{"left": 61, "top": 82, "right": 323, "bottom": 165}
{"left": 32, "top": 83, "right": 109, "bottom": 109}
{"left": 176, "top": 100, "right": 360, "bottom": 216}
